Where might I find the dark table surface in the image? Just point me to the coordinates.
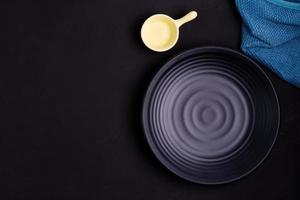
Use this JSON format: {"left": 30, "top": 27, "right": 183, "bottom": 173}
{"left": 1, "top": 0, "right": 300, "bottom": 199}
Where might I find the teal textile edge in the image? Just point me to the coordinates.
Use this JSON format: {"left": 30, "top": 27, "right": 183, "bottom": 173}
{"left": 236, "top": 0, "right": 300, "bottom": 87}
{"left": 267, "top": 0, "right": 300, "bottom": 10}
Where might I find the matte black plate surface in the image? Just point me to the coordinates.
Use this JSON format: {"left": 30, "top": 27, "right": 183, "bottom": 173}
{"left": 142, "top": 46, "right": 280, "bottom": 184}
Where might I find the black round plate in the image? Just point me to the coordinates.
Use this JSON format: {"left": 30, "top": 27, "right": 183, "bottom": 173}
{"left": 142, "top": 46, "right": 280, "bottom": 184}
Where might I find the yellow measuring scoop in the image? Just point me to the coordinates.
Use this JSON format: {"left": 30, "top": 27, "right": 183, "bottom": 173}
{"left": 141, "top": 11, "right": 197, "bottom": 52}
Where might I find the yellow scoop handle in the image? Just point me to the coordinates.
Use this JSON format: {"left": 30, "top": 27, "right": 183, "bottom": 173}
{"left": 175, "top": 11, "right": 198, "bottom": 28}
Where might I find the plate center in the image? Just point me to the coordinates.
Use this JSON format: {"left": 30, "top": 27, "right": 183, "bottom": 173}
{"left": 200, "top": 106, "right": 217, "bottom": 125}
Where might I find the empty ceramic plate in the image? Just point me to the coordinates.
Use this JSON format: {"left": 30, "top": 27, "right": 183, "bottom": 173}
{"left": 142, "top": 46, "right": 280, "bottom": 184}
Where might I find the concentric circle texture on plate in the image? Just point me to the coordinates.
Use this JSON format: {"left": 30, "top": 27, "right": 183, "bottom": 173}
{"left": 142, "top": 47, "right": 280, "bottom": 184}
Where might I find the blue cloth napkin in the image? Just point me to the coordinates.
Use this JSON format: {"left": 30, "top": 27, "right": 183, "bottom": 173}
{"left": 235, "top": 0, "right": 300, "bottom": 87}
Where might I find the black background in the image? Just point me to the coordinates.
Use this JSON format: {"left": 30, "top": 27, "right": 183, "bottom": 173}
{"left": 1, "top": 0, "right": 300, "bottom": 199}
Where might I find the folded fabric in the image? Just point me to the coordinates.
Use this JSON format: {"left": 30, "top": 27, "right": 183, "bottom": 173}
{"left": 235, "top": 0, "right": 300, "bottom": 87}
